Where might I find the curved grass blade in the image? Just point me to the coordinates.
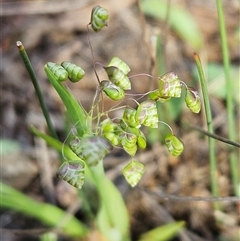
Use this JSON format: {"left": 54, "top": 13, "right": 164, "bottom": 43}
{"left": 139, "top": 221, "right": 185, "bottom": 241}
{"left": 44, "top": 65, "right": 91, "bottom": 137}
{"left": 92, "top": 163, "right": 130, "bottom": 241}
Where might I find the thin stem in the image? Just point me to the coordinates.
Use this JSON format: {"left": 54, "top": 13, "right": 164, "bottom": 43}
{"left": 86, "top": 25, "right": 101, "bottom": 85}
{"left": 215, "top": 0, "right": 239, "bottom": 197}
{"left": 16, "top": 41, "right": 58, "bottom": 140}
{"left": 158, "top": 120, "right": 174, "bottom": 134}
{"left": 88, "top": 87, "right": 101, "bottom": 121}
{"left": 182, "top": 123, "right": 240, "bottom": 148}
{"left": 128, "top": 73, "right": 158, "bottom": 79}
{"left": 193, "top": 52, "right": 219, "bottom": 205}
{"left": 143, "top": 188, "right": 240, "bottom": 203}
{"left": 86, "top": 25, "right": 105, "bottom": 120}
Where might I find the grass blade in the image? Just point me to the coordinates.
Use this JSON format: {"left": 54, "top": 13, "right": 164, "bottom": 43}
{"left": 139, "top": 221, "right": 185, "bottom": 241}
{"left": 1, "top": 182, "right": 88, "bottom": 238}
{"left": 193, "top": 53, "right": 219, "bottom": 205}
{"left": 44, "top": 65, "right": 91, "bottom": 137}
{"left": 16, "top": 41, "right": 58, "bottom": 140}
{"left": 215, "top": 0, "right": 239, "bottom": 197}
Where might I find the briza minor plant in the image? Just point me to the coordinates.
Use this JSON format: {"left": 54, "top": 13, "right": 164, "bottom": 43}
{"left": 43, "top": 5, "right": 201, "bottom": 189}
{"left": 16, "top": 5, "right": 201, "bottom": 241}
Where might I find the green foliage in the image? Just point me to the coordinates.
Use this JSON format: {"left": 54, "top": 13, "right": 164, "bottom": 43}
{"left": 140, "top": 0, "right": 203, "bottom": 50}
{"left": 14, "top": 4, "right": 205, "bottom": 240}
{"left": 215, "top": 0, "right": 239, "bottom": 197}
{"left": 139, "top": 221, "right": 185, "bottom": 241}
{"left": 31, "top": 126, "right": 130, "bottom": 241}
{"left": 38, "top": 4, "right": 201, "bottom": 193}
{"left": 41, "top": 9, "right": 198, "bottom": 235}
{"left": 12, "top": 2, "right": 239, "bottom": 240}
{"left": 1, "top": 182, "right": 88, "bottom": 238}
{"left": 40, "top": 232, "right": 58, "bottom": 241}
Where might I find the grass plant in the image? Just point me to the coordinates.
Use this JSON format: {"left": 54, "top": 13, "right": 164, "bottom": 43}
{"left": 2, "top": 2, "right": 239, "bottom": 241}
{"left": 11, "top": 7, "right": 187, "bottom": 238}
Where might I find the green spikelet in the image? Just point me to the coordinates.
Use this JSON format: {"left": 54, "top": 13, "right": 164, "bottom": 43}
{"left": 122, "top": 107, "right": 140, "bottom": 128}
{"left": 104, "top": 66, "right": 131, "bottom": 90}
{"left": 81, "top": 136, "right": 112, "bottom": 166}
{"left": 61, "top": 61, "right": 85, "bottom": 82}
{"left": 185, "top": 87, "right": 201, "bottom": 113}
{"left": 122, "top": 160, "right": 145, "bottom": 187}
{"left": 121, "top": 133, "right": 138, "bottom": 156}
{"left": 100, "top": 80, "right": 125, "bottom": 101}
{"left": 158, "top": 72, "right": 182, "bottom": 100}
{"left": 148, "top": 89, "right": 162, "bottom": 101}
{"left": 165, "top": 134, "right": 184, "bottom": 156}
{"left": 136, "top": 101, "right": 159, "bottom": 128}
{"left": 108, "top": 57, "right": 131, "bottom": 75}
{"left": 137, "top": 130, "right": 147, "bottom": 149}
{"left": 101, "top": 118, "right": 122, "bottom": 146}
{"left": 46, "top": 62, "right": 68, "bottom": 82}
{"left": 119, "top": 122, "right": 147, "bottom": 150}
{"left": 69, "top": 135, "right": 82, "bottom": 158}
{"left": 91, "top": 5, "right": 109, "bottom": 32}
{"left": 57, "top": 160, "right": 85, "bottom": 189}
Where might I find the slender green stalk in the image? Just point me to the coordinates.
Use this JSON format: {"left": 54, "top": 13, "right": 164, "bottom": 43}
{"left": 182, "top": 123, "right": 240, "bottom": 148}
{"left": 193, "top": 53, "right": 219, "bottom": 201}
{"left": 16, "top": 41, "right": 58, "bottom": 140}
{"left": 215, "top": 0, "right": 239, "bottom": 196}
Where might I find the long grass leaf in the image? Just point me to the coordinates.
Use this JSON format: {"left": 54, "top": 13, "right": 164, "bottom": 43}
{"left": 139, "top": 221, "right": 185, "bottom": 241}
{"left": 44, "top": 66, "right": 91, "bottom": 137}
{"left": 1, "top": 182, "right": 88, "bottom": 238}
{"left": 193, "top": 53, "right": 219, "bottom": 207}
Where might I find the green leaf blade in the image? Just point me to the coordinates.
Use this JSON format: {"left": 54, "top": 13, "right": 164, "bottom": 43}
{"left": 44, "top": 65, "right": 91, "bottom": 137}
{"left": 139, "top": 221, "right": 185, "bottom": 241}
{"left": 1, "top": 182, "right": 88, "bottom": 238}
